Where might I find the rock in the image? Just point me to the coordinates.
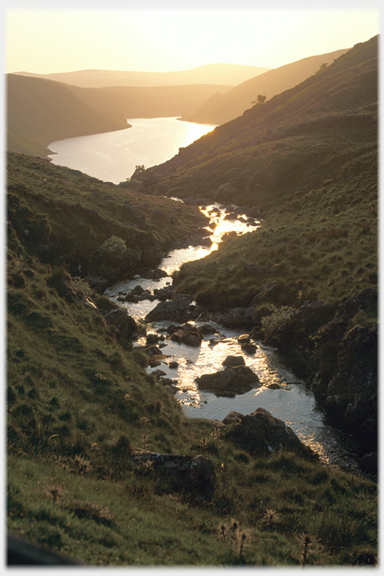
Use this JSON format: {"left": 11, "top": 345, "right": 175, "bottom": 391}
{"left": 84, "top": 275, "right": 108, "bottom": 293}
{"left": 145, "top": 294, "right": 195, "bottom": 322}
{"left": 130, "top": 451, "right": 216, "bottom": 493}
{"left": 246, "top": 206, "right": 264, "bottom": 218}
{"left": 198, "top": 324, "right": 217, "bottom": 335}
{"left": 311, "top": 321, "right": 377, "bottom": 453}
{"left": 222, "top": 355, "right": 245, "bottom": 367}
{"left": 168, "top": 361, "right": 179, "bottom": 369}
{"left": 199, "top": 236, "right": 213, "bottom": 247}
{"left": 151, "top": 369, "right": 167, "bottom": 377}
{"left": 222, "top": 411, "right": 243, "bottom": 425}
{"left": 146, "top": 332, "right": 159, "bottom": 345}
{"left": 213, "top": 307, "right": 255, "bottom": 328}
{"left": 359, "top": 452, "right": 377, "bottom": 475}
{"left": 238, "top": 334, "right": 250, "bottom": 345}
{"left": 241, "top": 343, "right": 257, "bottom": 354}
{"left": 168, "top": 323, "right": 203, "bottom": 347}
{"left": 144, "top": 345, "right": 163, "bottom": 356}
{"left": 225, "top": 407, "right": 312, "bottom": 457}
{"left": 196, "top": 365, "right": 260, "bottom": 396}
{"left": 104, "top": 308, "right": 136, "bottom": 339}
{"left": 153, "top": 285, "right": 175, "bottom": 301}
{"left": 268, "top": 383, "right": 281, "bottom": 390}
{"left": 183, "top": 331, "right": 203, "bottom": 347}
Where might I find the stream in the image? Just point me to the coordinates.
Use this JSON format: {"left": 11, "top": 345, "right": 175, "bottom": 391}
{"left": 105, "top": 202, "right": 362, "bottom": 471}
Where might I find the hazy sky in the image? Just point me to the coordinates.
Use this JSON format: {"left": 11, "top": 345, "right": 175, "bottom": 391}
{"left": 4, "top": 1, "right": 380, "bottom": 74}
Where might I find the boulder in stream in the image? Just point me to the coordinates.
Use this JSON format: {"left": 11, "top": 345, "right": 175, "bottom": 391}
{"left": 145, "top": 294, "right": 196, "bottom": 322}
{"left": 196, "top": 365, "right": 260, "bottom": 396}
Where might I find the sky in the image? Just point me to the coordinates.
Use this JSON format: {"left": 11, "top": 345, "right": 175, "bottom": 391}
{"left": 4, "top": 1, "right": 380, "bottom": 75}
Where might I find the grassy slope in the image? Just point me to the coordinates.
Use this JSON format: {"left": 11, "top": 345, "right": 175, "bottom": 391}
{"left": 144, "top": 37, "right": 377, "bottom": 312}
{"left": 182, "top": 48, "right": 348, "bottom": 125}
{"left": 6, "top": 152, "right": 209, "bottom": 283}
{"left": 6, "top": 160, "right": 378, "bottom": 565}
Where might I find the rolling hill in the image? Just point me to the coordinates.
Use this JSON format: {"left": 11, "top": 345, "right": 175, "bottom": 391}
{"left": 7, "top": 75, "right": 228, "bottom": 157}
{"left": 7, "top": 75, "right": 129, "bottom": 157}
{"left": 181, "top": 48, "right": 349, "bottom": 125}
{"left": 14, "top": 63, "right": 270, "bottom": 88}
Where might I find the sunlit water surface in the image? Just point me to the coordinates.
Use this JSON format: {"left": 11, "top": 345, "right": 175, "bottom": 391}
{"left": 105, "top": 205, "right": 360, "bottom": 470}
{"left": 47, "top": 120, "right": 362, "bottom": 470}
{"left": 48, "top": 117, "right": 216, "bottom": 184}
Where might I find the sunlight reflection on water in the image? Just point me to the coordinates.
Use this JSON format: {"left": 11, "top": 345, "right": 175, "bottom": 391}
{"left": 106, "top": 204, "right": 360, "bottom": 469}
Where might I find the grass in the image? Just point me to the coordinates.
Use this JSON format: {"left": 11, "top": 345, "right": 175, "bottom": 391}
{"left": 6, "top": 206, "right": 378, "bottom": 565}
{"left": 8, "top": 448, "right": 377, "bottom": 566}
{"left": 6, "top": 36, "right": 378, "bottom": 566}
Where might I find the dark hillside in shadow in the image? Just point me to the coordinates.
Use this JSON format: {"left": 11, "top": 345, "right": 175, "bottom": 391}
{"left": 181, "top": 48, "right": 348, "bottom": 125}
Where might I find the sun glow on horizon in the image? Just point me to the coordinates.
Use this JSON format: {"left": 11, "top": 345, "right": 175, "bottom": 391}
{"left": 5, "top": 7, "right": 379, "bottom": 75}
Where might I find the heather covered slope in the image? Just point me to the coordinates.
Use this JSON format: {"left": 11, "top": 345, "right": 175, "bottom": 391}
{"left": 181, "top": 48, "right": 348, "bottom": 125}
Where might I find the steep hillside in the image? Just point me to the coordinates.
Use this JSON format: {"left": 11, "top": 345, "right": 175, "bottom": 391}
{"left": 7, "top": 75, "right": 129, "bottom": 157}
{"left": 15, "top": 63, "right": 269, "bottom": 88}
{"left": 181, "top": 49, "right": 348, "bottom": 125}
{"left": 144, "top": 38, "right": 376, "bottom": 206}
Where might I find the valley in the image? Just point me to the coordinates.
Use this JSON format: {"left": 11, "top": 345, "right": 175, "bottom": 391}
{"left": 6, "top": 35, "right": 378, "bottom": 567}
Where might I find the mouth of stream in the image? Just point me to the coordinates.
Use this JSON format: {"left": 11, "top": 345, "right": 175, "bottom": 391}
{"left": 105, "top": 203, "right": 362, "bottom": 472}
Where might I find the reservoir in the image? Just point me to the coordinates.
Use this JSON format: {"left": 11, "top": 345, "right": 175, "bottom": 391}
{"left": 48, "top": 117, "right": 216, "bottom": 184}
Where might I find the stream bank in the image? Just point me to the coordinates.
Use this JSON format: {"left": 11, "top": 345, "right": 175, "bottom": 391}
{"left": 104, "top": 202, "right": 374, "bottom": 477}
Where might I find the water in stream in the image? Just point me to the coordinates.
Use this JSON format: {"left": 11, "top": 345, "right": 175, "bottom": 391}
{"left": 105, "top": 203, "right": 361, "bottom": 471}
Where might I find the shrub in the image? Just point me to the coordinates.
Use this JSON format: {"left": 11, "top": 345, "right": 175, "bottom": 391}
{"left": 261, "top": 306, "right": 296, "bottom": 343}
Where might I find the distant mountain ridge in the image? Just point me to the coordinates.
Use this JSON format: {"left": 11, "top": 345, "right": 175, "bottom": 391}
{"left": 14, "top": 63, "right": 270, "bottom": 88}
{"left": 181, "top": 48, "right": 349, "bottom": 125}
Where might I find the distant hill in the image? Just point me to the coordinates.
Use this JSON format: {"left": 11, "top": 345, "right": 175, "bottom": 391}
{"left": 181, "top": 49, "right": 349, "bottom": 125}
{"left": 7, "top": 75, "right": 228, "bottom": 157}
{"left": 14, "top": 63, "right": 270, "bottom": 88}
{"left": 64, "top": 84, "right": 231, "bottom": 122}
{"left": 7, "top": 75, "right": 129, "bottom": 157}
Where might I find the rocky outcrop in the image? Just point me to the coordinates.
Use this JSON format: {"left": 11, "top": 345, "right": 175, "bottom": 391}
{"left": 311, "top": 322, "right": 377, "bottom": 451}
{"left": 196, "top": 364, "right": 260, "bottom": 396}
{"left": 256, "top": 289, "right": 378, "bottom": 463}
{"left": 130, "top": 450, "right": 216, "bottom": 493}
{"left": 224, "top": 407, "right": 313, "bottom": 457}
